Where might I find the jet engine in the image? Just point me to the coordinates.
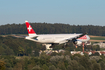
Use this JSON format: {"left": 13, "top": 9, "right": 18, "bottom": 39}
{"left": 73, "top": 40, "right": 82, "bottom": 46}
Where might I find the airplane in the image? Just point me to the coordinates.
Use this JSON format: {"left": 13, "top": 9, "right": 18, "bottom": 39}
{"left": 25, "top": 21, "right": 90, "bottom": 50}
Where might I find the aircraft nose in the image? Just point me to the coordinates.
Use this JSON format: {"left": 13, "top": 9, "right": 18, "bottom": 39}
{"left": 86, "top": 35, "right": 90, "bottom": 40}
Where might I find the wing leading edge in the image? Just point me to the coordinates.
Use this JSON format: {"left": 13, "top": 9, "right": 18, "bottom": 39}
{"left": 56, "top": 33, "right": 88, "bottom": 44}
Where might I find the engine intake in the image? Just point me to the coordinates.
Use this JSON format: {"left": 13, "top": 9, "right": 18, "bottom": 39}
{"left": 73, "top": 40, "right": 82, "bottom": 46}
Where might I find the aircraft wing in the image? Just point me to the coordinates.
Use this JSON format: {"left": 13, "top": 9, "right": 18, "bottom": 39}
{"left": 56, "top": 33, "right": 87, "bottom": 44}
{"left": 67, "top": 32, "right": 87, "bottom": 41}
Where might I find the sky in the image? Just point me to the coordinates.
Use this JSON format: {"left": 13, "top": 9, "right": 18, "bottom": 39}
{"left": 0, "top": 0, "right": 105, "bottom": 26}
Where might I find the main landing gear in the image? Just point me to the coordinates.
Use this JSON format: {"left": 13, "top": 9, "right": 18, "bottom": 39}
{"left": 42, "top": 44, "right": 52, "bottom": 50}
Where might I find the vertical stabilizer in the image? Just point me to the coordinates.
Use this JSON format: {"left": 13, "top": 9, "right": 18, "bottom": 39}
{"left": 25, "top": 21, "right": 37, "bottom": 36}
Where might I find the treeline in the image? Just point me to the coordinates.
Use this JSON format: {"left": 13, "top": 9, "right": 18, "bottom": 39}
{"left": 0, "top": 50, "right": 105, "bottom": 70}
{"left": 0, "top": 22, "right": 105, "bottom": 36}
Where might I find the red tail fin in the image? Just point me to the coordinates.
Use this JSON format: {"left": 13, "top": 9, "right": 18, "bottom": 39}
{"left": 25, "top": 21, "right": 36, "bottom": 36}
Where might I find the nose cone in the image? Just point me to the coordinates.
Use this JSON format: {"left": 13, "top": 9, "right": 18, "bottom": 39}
{"left": 86, "top": 35, "right": 90, "bottom": 41}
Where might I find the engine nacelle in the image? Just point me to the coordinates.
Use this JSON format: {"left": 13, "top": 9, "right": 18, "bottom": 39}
{"left": 73, "top": 40, "right": 82, "bottom": 46}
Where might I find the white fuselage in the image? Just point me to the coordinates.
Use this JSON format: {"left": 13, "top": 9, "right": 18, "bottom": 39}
{"left": 26, "top": 34, "right": 90, "bottom": 44}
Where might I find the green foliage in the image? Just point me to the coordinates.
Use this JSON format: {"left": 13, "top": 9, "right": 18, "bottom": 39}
{"left": 42, "top": 64, "right": 49, "bottom": 70}
{"left": 90, "top": 37, "right": 105, "bottom": 40}
{"left": 39, "top": 52, "right": 51, "bottom": 63}
{"left": 57, "top": 61, "right": 66, "bottom": 70}
{"left": 18, "top": 46, "right": 25, "bottom": 56}
{"left": 49, "top": 65, "right": 56, "bottom": 70}
{"left": 0, "top": 23, "right": 105, "bottom": 36}
{"left": 91, "top": 52, "right": 100, "bottom": 56}
{"left": 67, "top": 65, "right": 73, "bottom": 70}
{"left": 84, "top": 52, "right": 89, "bottom": 58}
{"left": 79, "top": 56, "right": 93, "bottom": 70}
{"left": 32, "top": 65, "right": 43, "bottom": 70}
{"left": 53, "top": 44, "right": 63, "bottom": 50}
{"left": 86, "top": 45, "right": 92, "bottom": 51}
{"left": 0, "top": 60, "right": 6, "bottom": 70}
{"left": 100, "top": 61, "right": 105, "bottom": 70}
{"left": 64, "top": 51, "right": 71, "bottom": 56}
{"left": 50, "top": 52, "right": 58, "bottom": 56}
{"left": 92, "top": 63, "right": 101, "bottom": 70}
{"left": 50, "top": 55, "right": 64, "bottom": 65}
{"left": 68, "top": 60, "right": 81, "bottom": 70}
{"left": 73, "top": 54, "right": 82, "bottom": 59}
{"left": 0, "top": 36, "right": 42, "bottom": 56}
{"left": 92, "top": 45, "right": 100, "bottom": 51}
{"left": 90, "top": 56, "right": 102, "bottom": 62}
{"left": 0, "top": 51, "right": 105, "bottom": 70}
{"left": 0, "top": 32, "right": 105, "bottom": 70}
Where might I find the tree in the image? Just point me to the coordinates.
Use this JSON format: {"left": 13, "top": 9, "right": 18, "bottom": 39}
{"left": 13, "top": 63, "right": 22, "bottom": 70}
{"left": 78, "top": 65, "right": 85, "bottom": 70}
{"left": 0, "top": 45, "right": 5, "bottom": 55}
{"left": 32, "top": 65, "right": 43, "bottom": 70}
{"left": 50, "top": 55, "right": 64, "bottom": 65}
{"left": 92, "top": 63, "right": 101, "bottom": 70}
{"left": 18, "top": 46, "right": 25, "bottom": 56}
{"left": 100, "top": 61, "right": 105, "bottom": 70}
{"left": 57, "top": 61, "right": 66, "bottom": 70}
{"left": 92, "top": 45, "right": 100, "bottom": 51}
{"left": 90, "top": 56, "right": 102, "bottom": 62}
{"left": 68, "top": 60, "right": 79, "bottom": 70}
{"left": 40, "top": 52, "right": 51, "bottom": 63}
{"left": 73, "top": 56, "right": 80, "bottom": 62}
{"left": 4, "top": 47, "right": 14, "bottom": 55}
{"left": 50, "top": 52, "right": 58, "bottom": 56}
{"left": 67, "top": 65, "right": 73, "bottom": 70}
{"left": 79, "top": 56, "right": 93, "bottom": 70}
{"left": 42, "top": 64, "right": 49, "bottom": 70}
{"left": 49, "top": 65, "right": 56, "bottom": 70}
{"left": 84, "top": 52, "right": 89, "bottom": 58}
{"left": 0, "top": 60, "right": 6, "bottom": 70}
